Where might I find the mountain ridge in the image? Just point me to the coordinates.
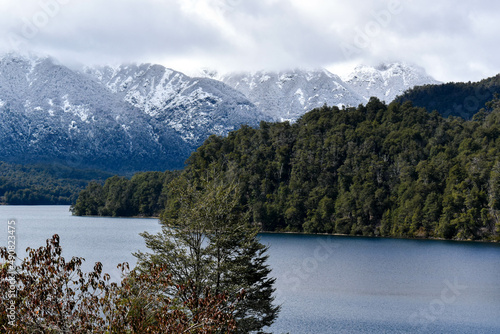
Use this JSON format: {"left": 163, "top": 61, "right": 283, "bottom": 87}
{"left": 214, "top": 62, "right": 440, "bottom": 122}
{"left": 0, "top": 53, "right": 266, "bottom": 172}
{"left": 0, "top": 52, "right": 442, "bottom": 172}
{"left": 219, "top": 68, "right": 362, "bottom": 121}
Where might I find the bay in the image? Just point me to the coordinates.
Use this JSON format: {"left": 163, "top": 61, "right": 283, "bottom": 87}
{"left": 1, "top": 206, "right": 499, "bottom": 333}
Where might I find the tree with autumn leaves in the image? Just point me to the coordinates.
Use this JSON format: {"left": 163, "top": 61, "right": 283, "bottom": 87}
{"left": 0, "top": 234, "right": 238, "bottom": 333}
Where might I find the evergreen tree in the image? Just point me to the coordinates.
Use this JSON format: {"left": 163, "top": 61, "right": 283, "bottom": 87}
{"left": 135, "top": 175, "right": 280, "bottom": 333}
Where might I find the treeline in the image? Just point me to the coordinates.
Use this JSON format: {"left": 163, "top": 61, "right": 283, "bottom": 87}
{"left": 396, "top": 74, "right": 500, "bottom": 119}
{"left": 0, "top": 162, "right": 113, "bottom": 205}
{"left": 74, "top": 97, "right": 500, "bottom": 241}
{"left": 70, "top": 171, "right": 180, "bottom": 217}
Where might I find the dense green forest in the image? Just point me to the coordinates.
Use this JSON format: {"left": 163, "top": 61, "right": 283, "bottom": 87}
{"left": 73, "top": 97, "right": 500, "bottom": 241}
{"left": 0, "top": 162, "right": 113, "bottom": 205}
{"left": 396, "top": 74, "right": 500, "bottom": 119}
{"left": 71, "top": 170, "right": 180, "bottom": 216}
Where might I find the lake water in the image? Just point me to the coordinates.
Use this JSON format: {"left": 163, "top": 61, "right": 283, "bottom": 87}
{"left": 1, "top": 206, "right": 499, "bottom": 333}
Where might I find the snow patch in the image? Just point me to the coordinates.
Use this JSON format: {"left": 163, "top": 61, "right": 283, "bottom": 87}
{"left": 68, "top": 121, "right": 78, "bottom": 131}
{"left": 260, "top": 74, "right": 271, "bottom": 83}
{"left": 294, "top": 88, "right": 305, "bottom": 106}
{"left": 62, "top": 95, "right": 90, "bottom": 122}
{"left": 120, "top": 76, "right": 133, "bottom": 91}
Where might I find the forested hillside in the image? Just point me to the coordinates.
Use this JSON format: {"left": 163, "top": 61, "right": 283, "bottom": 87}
{"left": 0, "top": 162, "right": 113, "bottom": 205}
{"left": 396, "top": 74, "right": 500, "bottom": 119}
{"left": 73, "top": 98, "right": 500, "bottom": 241}
{"left": 71, "top": 171, "right": 180, "bottom": 217}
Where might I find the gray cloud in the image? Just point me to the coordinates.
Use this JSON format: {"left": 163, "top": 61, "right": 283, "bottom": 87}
{"left": 0, "top": 0, "right": 498, "bottom": 82}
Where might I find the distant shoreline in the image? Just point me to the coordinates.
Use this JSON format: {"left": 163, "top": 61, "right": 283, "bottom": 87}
{"left": 3, "top": 204, "right": 498, "bottom": 244}
{"left": 258, "top": 230, "right": 500, "bottom": 244}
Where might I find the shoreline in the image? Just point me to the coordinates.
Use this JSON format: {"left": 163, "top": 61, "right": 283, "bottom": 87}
{"left": 258, "top": 230, "right": 500, "bottom": 244}
{"left": 3, "top": 204, "right": 498, "bottom": 244}
{"left": 76, "top": 212, "right": 500, "bottom": 244}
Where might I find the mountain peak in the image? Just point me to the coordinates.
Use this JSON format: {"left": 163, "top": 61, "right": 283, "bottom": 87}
{"left": 343, "top": 62, "right": 440, "bottom": 102}
{"left": 220, "top": 64, "right": 439, "bottom": 121}
{"left": 220, "top": 68, "right": 362, "bottom": 121}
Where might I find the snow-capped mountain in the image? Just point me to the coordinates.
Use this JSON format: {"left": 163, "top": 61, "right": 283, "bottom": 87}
{"left": 0, "top": 53, "right": 440, "bottom": 172}
{"left": 219, "top": 69, "right": 363, "bottom": 122}
{"left": 84, "top": 64, "right": 263, "bottom": 145}
{"left": 343, "top": 63, "right": 441, "bottom": 103}
{"left": 0, "top": 53, "right": 266, "bottom": 172}
{"left": 215, "top": 63, "right": 439, "bottom": 122}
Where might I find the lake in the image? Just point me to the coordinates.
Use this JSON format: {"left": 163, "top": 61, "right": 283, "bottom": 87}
{"left": 1, "top": 205, "right": 499, "bottom": 333}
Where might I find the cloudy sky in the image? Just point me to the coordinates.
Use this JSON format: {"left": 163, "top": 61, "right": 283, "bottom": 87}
{"left": 0, "top": 0, "right": 498, "bottom": 82}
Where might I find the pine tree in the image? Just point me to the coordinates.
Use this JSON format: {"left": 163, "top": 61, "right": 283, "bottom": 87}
{"left": 135, "top": 175, "right": 280, "bottom": 333}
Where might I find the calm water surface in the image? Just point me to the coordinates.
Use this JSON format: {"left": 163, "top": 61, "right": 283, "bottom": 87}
{"left": 1, "top": 206, "right": 499, "bottom": 333}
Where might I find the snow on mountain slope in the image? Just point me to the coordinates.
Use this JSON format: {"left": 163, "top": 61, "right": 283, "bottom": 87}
{"left": 218, "top": 64, "right": 439, "bottom": 122}
{"left": 343, "top": 62, "right": 441, "bottom": 103}
{"left": 0, "top": 53, "right": 185, "bottom": 171}
{"left": 0, "top": 54, "right": 266, "bottom": 172}
{"left": 0, "top": 53, "right": 440, "bottom": 172}
{"left": 84, "top": 63, "right": 267, "bottom": 145}
{"left": 220, "top": 69, "right": 364, "bottom": 122}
